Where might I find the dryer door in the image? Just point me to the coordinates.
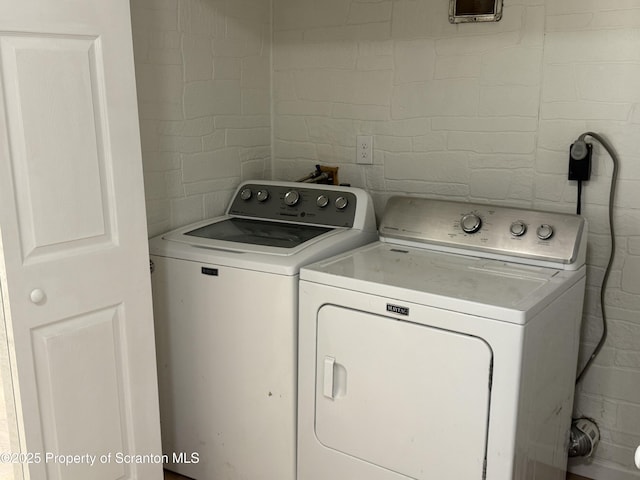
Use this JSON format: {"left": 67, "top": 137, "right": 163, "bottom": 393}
{"left": 315, "top": 305, "right": 493, "bottom": 480}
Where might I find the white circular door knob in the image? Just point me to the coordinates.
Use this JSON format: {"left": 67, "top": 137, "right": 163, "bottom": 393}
{"left": 30, "top": 288, "right": 46, "bottom": 305}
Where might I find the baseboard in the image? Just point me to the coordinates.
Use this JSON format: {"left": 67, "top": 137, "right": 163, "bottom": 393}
{"left": 568, "top": 459, "right": 640, "bottom": 480}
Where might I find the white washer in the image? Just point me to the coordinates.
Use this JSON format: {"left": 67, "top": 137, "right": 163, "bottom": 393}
{"left": 298, "top": 196, "right": 587, "bottom": 480}
{"left": 149, "top": 180, "right": 376, "bottom": 480}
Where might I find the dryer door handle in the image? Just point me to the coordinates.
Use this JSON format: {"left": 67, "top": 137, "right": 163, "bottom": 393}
{"left": 323, "top": 356, "right": 335, "bottom": 399}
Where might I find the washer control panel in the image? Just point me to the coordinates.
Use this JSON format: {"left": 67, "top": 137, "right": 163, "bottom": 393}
{"left": 228, "top": 183, "right": 358, "bottom": 228}
{"left": 379, "top": 197, "right": 586, "bottom": 265}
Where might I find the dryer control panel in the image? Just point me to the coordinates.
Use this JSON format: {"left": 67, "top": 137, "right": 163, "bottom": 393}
{"left": 379, "top": 197, "right": 586, "bottom": 267}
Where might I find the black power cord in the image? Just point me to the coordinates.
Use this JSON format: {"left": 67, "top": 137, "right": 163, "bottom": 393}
{"left": 572, "top": 132, "right": 619, "bottom": 384}
{"left": 576, "top": 180, "right": 583, "bottom": 215}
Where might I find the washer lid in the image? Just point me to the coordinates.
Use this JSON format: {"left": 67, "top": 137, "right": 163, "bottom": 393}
{"left": 183, "top": 217, "right": 331, "bottom": 249}
{"left": 301, "top": 242, "right": 585, "bottom": 324}
{"left": 161, "top": 215, "right": 341, "bottom": 257}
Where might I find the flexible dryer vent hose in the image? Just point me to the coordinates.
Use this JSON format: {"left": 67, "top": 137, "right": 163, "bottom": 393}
{"left": 568, "top": 418, "right": 600, "bottom": 458}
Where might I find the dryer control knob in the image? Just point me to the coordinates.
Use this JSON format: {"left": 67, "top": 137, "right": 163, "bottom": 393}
{"left": 256, "top": 189, "right": 269, "bottom": 202}
{"left": 316, "top": 194, "right": 329, "bottom": 208}
{"left": 240, "top": 188, "right": 252, "bottom": 201}
{"left": 537, "top": 224, "right": 554, "bottom": 240}
{"left": 284, "top": 190, "right": 300, "bottom": 206}
{"left": 510, "top": 221, "right": 527, "bottom": 237}
{"left": 335, "top": 196, "right": 348, "bottom": 210}
{"left": 461, "top": 213, "right": 482, "bottom": 234}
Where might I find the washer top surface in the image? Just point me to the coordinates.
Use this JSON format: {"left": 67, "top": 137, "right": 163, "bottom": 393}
{"left": 149, "top": 180, "right": 377, "bottom": 276}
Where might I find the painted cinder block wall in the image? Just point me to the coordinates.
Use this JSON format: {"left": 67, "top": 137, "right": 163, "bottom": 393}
{"left": 131, "top": 0, "right": 271, "bottom": 237}
{"left": 132, "top": 0, "right": 640, "bottom": 479}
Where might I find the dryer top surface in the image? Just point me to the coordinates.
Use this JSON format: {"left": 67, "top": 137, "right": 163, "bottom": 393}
{"left": 301, "top": 242, "right": 585, "bottom": 323}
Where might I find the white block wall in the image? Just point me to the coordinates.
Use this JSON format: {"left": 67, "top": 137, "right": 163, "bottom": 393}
{"left": 272, "top": 1, "right": 640, "bottom": 479}
{"left": 131, "top": 0, "right": 271, "bottom": 236}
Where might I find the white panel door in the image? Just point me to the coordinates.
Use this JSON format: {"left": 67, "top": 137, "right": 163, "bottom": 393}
{"left": 0, "top": 0, "right": 162, "bottom": 479}
{"left": 316, "top": 305, "right": 492, "bottom": 480}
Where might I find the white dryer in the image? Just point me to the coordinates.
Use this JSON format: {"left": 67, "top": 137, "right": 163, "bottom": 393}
{"left": 149, "top": 180, "right": 376, "bottom": 480}
{"left": 297, "top": 196, "right": 587, "bottom": 480}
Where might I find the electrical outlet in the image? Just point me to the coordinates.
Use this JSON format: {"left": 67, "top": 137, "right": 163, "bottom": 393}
{"left": 356, "top": 135, "right": 373, "bottom": 165}
{"left": 568, "top": 141, "right": 592, "bottom": 181}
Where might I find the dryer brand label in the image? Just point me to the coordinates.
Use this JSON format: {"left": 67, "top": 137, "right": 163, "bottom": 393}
{"left": 386, "top": 303, "right": 409, "bottom": 316}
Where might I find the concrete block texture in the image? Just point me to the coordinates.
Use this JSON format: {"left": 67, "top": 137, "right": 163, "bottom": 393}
{"left": 132, "top": 0, "right": 271, "bottom": 236}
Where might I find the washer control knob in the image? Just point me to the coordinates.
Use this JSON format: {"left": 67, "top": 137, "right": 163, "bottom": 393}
{"left": 284, "top": 190, "right": 300, "bottom": 206}
{"left": 510, "top": 221, "right": 527, "bottom": 237}
{"left": 461, "top": 213, "right": 482, "bottom": 234}
{"left": 256, "top": 189, "right": 269, "bottom": 202}
{"left": 316, "top": 194, "right": 329, "bottom": 208}
{"left": 240, "top": 188, "right": 252, "bottom": 201}
{"left": 536, "top": 224, "right": 554, "bottom": 240}
{"left": 335, "top": 196, "right": 348, "bottom": 210}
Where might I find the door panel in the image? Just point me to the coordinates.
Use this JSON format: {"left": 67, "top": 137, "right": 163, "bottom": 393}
{"left": 0, "top": 33, "right": 114, "bottom": 262}
{"left": 316, "top": 305, "right": 492, "bottom": 480}
{"left": 0, "top": 1, "right": 162, "bottom": 479}
{"left": 32, "top": 306, "right": 127, "bottom": 479}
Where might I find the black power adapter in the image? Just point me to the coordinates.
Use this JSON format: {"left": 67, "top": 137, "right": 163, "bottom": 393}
{"left": 569, "top": 141, "right": 592, "bottom": 181}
